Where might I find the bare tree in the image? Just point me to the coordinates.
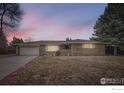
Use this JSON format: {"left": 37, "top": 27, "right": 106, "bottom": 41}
{"left": 0, "top": 3, "right": 23, "bottom": 48}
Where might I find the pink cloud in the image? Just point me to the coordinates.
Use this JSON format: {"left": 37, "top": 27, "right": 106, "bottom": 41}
{"left": 7, "top": 11, "right": 93, "bottom": 43}
{"left": 7, "top": 11, "right": 41, "bottom": 43}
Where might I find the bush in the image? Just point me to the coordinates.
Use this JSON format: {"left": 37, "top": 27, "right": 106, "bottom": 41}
{"left": 0, "top": 48, "right": 16, "bottom": 55}
{"left": 0, "top": 48, "right": 8, "bottom": 54}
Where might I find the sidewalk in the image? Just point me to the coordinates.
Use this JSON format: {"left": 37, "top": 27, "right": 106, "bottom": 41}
{"left": 0, "top": 56, "right": 37, "bottom": 80}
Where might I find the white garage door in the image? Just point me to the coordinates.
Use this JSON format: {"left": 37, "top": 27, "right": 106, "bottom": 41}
{"left": 20, "top": 47, "right": 39, "bottom": 56}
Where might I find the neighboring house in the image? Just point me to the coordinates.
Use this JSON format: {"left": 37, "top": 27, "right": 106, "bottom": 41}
{"left": 15, "top": 39, "right": 105, "bottom": 56}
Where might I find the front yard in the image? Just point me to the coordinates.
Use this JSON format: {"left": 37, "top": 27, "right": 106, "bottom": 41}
{"left": 1, "top": 56, "right": 124, "bottom": 85}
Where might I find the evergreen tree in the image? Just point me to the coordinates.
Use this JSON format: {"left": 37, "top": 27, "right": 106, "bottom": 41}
{"left": 10, "top": 37, "right": 24, "bottom": 45}
{"left": 91, "top": 3, "right": 124, "bottom": 55}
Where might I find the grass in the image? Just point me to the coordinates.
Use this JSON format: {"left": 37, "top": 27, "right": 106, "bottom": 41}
{"left": 16, "top": 56, "right": 124, "bottom": 85}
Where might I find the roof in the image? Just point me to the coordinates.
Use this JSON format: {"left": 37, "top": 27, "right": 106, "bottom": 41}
{"left": 15, "top": 39, "right": 105, "bottom": 46}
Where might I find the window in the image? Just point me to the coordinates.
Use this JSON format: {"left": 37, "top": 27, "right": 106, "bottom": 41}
{"left": 46, "top": 45, "right": 59, "bottom": 51}
{"left": 82, "top": 44, "right": 95, "bottom": 48}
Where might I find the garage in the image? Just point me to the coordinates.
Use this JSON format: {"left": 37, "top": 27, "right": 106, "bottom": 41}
{"left": 19, "top": 47, "right": 39, "bottom": 56}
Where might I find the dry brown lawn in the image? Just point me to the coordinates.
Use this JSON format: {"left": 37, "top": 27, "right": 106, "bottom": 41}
{"left": 16, "top": 56, "right": 124, "bottom": 85}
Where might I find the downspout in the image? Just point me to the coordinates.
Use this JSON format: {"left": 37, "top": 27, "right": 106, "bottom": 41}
{"left": 113, "top": 45, "right": 117, "bottom": 56}
{"left": 16, "top": 45, "right": 19, "bottom": 56}
{"left": 71, "top": 44, "right": 73, "bottom": 56}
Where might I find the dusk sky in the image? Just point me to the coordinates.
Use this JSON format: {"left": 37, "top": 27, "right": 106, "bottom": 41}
{"left": 7, "top": 3, "right": 107, "bottom": 42}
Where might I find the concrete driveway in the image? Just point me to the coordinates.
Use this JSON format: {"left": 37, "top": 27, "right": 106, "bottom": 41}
{"left": 0, "top": 56, "right": 37, "bottom": 80}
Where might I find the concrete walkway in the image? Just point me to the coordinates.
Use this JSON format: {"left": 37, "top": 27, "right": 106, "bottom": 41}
{"left": 0, "top": 56, "right": 37, "bottom": 80}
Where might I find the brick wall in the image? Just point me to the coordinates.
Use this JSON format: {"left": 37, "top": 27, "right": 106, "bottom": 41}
{"left": 72, "top": 44, "right": 105, "bottom": 56}
{"left": 39, "top": 44, "right": 105, "bottom": 56}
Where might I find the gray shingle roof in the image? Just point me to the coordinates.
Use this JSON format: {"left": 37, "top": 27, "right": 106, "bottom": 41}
{"left": 15, "top": 39, "right": 104, "bottom": 46}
